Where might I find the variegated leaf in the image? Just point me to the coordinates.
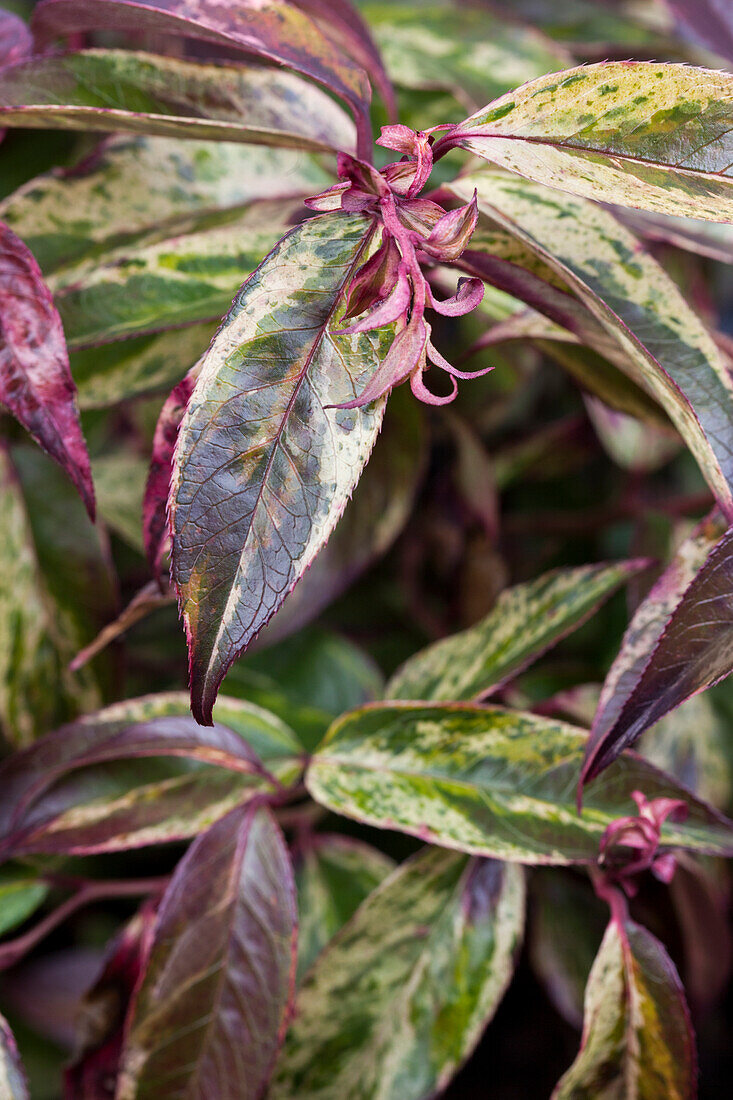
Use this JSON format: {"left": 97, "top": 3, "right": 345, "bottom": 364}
{"left": 552, "top": 919, "right": 696, "bottom": 1099}
{"left": 307, "top": 703, "right": 733, "bottom": 863}
{"left": 0, "top": 1014, "right": 28, "bottom": 1100}
{"left": 32, "top": 0, "right": 373, "bottom": 157}
{"left": 117, "top": 804, "right": 297, "bottom": 1100}
{"left": 51, "top": 199, "right": 301, "bottom": 348}
{"left": 583, "top": 516, "right": 733, "bottom": 785}
{"left": 271, "top": 848, "right": 525, "bottom": 1100}
{"left": 171, "top": 212, "right": 392, "bottom": 725}
{"left": 386, "top": 561, "right": 645, "bottom": 703}
{"left": 0, "top": 49, "right": 356, "bottom": 153}
{"left": 451, "top": 172, "right": 733, "bottom": 515}
{"left": 444, "top": 61, "right": 733, "bottom": 221}
{"left": 295, "top": 833, "right": 395, "bottom": 979}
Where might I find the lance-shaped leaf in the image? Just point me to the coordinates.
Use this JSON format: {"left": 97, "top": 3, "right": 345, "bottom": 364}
{"left": 667, "top": 0, "right": 733, "bottom": 65}
{"left": 307, "top": 703, "right": 733, "bottom": 864}
{"left": 0, "top": 134, "right": 330, "bottom": 277}
{"left": 0, "top": 445, "right": 116, "bottom": 747}
{"left": 0, "top": 10, "right": 32, "bottom": 67}
{"left": 0, "top": 868, "right": 49, "bottom": 939}
{"left": 171, "top": 212, "right": 392, "bottom": 726}
{"left": 0, "top": 1014, "right": 28, "bottom": 1100}
{"left": 117, "top": 804, "right": 297, "bottom": 1100}
{"left": 443, "top": 61, "right": 733, "bottom": 222}
{"left": 0, "top": 222, "right": 94, "bottom": 516}
{"left": 51, "top": 198, "right": 301, "bottom": 348}
{"left": 271, "top": 848, "right": 524, "bottom": 1100}
{"left": 583, "top": 517, "right": 733, "bottom": 785}
{"left": 616, "top": 207, "right": 733, "bottom": 266}
{"left": 295, "top": 833, "right": 395, "bottom": 979}
{"left": 451, "top": 172, "right": 733, "bottom": 515}
{"left": 0, "top": 49, "right": 356, "bottom": 153}
{"left": 0, "top": 692, "right": 303, "bottom": 856}
{"left": 552, "top": 918, "right": 696, "bottom": 1099}
{"left": 386, "top": 561, "right": 646, "bottom": 703}
{"left": 32, "top": 0, "right": 373, "bottom": 157}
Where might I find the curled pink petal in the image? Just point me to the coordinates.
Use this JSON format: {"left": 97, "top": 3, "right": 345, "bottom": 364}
{"left": 337, "top": 152, "right": 389, "bottom": 198}
{"left": 377, "top": 124, "right": 421, "bottom": 154}
{"left": 342, "top": 235, "right": 402, "bottom": 321}
{"left": 329, "top": 313, "right": 427, "bottom": 409}
{"left": 410, "top": 365, "right": 458, "bottom": 406}
{"left": 422, "top": 192, "right": 479, "bottom": 261}
{"left": 336, "top": 265, "right": 411, "bottom": 335}
{"left": 427, "top": 276, "right": 484, "bottom": 317}
{"left": 427, "top": 339, "right": 494, "bottom": 381}
{"left": 304, "top": 182, "right": 350, "bottom": 211}
{"left": 397, "top": 197, "right": 446, "bottom": 236}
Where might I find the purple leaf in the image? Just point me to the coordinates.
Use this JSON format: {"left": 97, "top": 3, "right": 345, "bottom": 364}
{"left": 0, "top": 222, "right": 94, "bottom": 518}
{"left": 116, "top": 804, "right": 297, "bottom": 1100}
{"left": 31, "top": 0, "right": 373, "bottom": 157}
{"left": 583, "top": 514, "right": 733, "bottom": 787}
{"left": 0, "top": 10, "right": 32, "bottom": 67}
{"left": 667, "top": 0, "right": 733, "bottom": 65}
{"left": 0, "top": 1013, "right": 29, "bottom": 1099}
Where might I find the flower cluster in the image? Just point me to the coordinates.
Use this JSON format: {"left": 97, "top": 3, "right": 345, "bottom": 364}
{"left": 306, "top": 124, "right": 491, "bottom": 407}
{"left": 598, "top": 790, "right": 689, "bottom": 896}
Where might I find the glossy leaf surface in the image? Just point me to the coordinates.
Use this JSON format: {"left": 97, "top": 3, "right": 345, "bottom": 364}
{"left": 584, "top": 518, "right": 733, "bottom": 784}
{"left": 552, "top": 919, "right": 696, "bottom": 1099}
{"left": 307, "top": 703, "right": 733, "bottom": 863}
{"left": 117, "top": 804, "right": 297, "bottom": 1100}
{"left": 0, "top": 222, "right": 94, "bottom": 515}
{"left": 451, "top": 172, "right": 733, "bottom": 514}
{"left": 272, "top": 848, "right": 524, "bottom": 1100}
{"left": 171, "top": 213, "right": 391, "bottom": 725}
{"left": 387, "top": 561, "right": 645, "bottom": 702}
{"left": 447, "top": 61, "right": 733, "bottom": 221}
{"left": 0, "top": 49, "right": 356, "bottom": 153}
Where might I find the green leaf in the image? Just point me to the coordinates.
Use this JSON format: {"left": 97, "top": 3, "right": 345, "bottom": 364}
{"left": 0, "top": 1014, "right": 28, "bottom": 1100}
{"left": 0, "top": 445, "right": 116, "bottom": 747}
{"left": 451, "top": 171, "right": 733, "bottom": 514}
{"left": 271, "top": 847, "right": 525, "bottom": 1100}
{"left": 51, "top": 198, "right": 302, "bottom": 348}
{"left": 386, "top": 561, "right": 645, "bottom": 703}
{"left": 171, "top": 213, "right": 393, "bottom": 725}
{"left": 0, "top": 134, "right": 329, "bottom": 276}
{"left": 0, "top": 870, "right": 49, "bottom": 938}
{"left": 307, "top": 703, "right": 733, "bottom": 863}
{"left": 552, "top": 919, "right": 696, "bottom": 1099}
{"left": 91, "top": 451, "right": 148, "bottom": 552}
{"left": 295, "top": 833, "right": 395, "bottom": 979}
{"left": 0, "top": 49, "right": 356, "bottom": 152}
{"left": 482, "top": 0, "right": 671, "bottom": 52}
{"left": 117, "top": 804, "right": 297, "bottom": 1100}
{"left": 446, "top": 61, "right": 733, "bottom": 221}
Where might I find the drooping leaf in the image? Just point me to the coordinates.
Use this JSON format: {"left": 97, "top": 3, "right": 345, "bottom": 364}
{"left": 0, "top": 1013, "right": 29, "bottom": 1100}
{"left": 271, "top": 847, "right": 525, "bottom": 1100}
{"left": 0, "top": 445, "right": 116, "bottom": 747}
{"left": 0, "top": 49, "right": 356, "bottom": 153}
{"left": 32, "top": 0, "right": 373, "bottom": 156}
{"left": 667, "top": 0, "right": 733, "bottom": 65}
{"left": 307, "top": 703, "right": 733, "bottom": 863}
{"left": 386, "top": 561, "right": 646, "bottom": 703}
{"left": 0, "top": 221, "right": 94, "bottom": 516}
{"left": 444, "top": 61, "right": 733, "bottom": 221}
{"left": 171, "top": 212, "right": 393, "bottom": 725}
{"left": 117, "top": 803, "right": 297, "bottom": 1100}
{"left": 0, "top": 692, "right": 303, "bottom": 856}
{"left": 51, "top": 198, "right": 301, "bottom": 348}
{"left": 552, "top": 918, "right": 696, "bottom": 1099}
{"left": 0, "top": 134, "right": 330, "bottom": 276}
{"left": 295, "top": 833, "right": 395, "bottom": 979}
{"left": 0, "top": 9, "right": 32, "bottom": 67}
{"left": 0, "top": 869, "right": 49, "bottom": 938}
{"left": 583, "top": 518, "right": 733, "bottom": 785}
{"left": 450, "top": 172, "right": 733, "bottom": 514}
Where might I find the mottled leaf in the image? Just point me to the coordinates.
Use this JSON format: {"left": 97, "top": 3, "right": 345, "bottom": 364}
{"left": 295, "top": 833, "right": 395, "bottom": 979}
{"left": 0, "top": 445, "right": 116, "bottom": 747}
{"left": 171, "top": 212, "right": 392, "bottom": 725}
{"left": 0, "top": 869, "right": 49, "bottom": 938}
{"left": 387, "top": 561, "right": 645, "bottom": 703}
{"left": 0, "top": 221, "right": 94, "bottom": 515}
{"left": 0, "top": 1013, "right": 28, "bottom": 1100}
{"left": 451, "top": 172, "right": 733, "bottom": 514}
{"left": 307, "top": 703, "right": 733, "bottom": 863}
{"left": 667, "top": 0, "right": 733, "bottom": 65}
{"left": 584, "top": 518, "right": 733, "bottom": 785}
{"left": 117, "top": 804, "right": 297, "bottom": 1100}
{"left": 0, "top": 692, "right": 303, "bottom": 856}
{"left": 0, "top": 49, "right": 356, "bottom": 152}
{"left": 271, "top": 847, "right": 525, "bottom": 1100}
{"left": 552, "top": 918, "right": 696, "bottom": 1099}
{"left": 445, "top": 61, "right": 733, "bottom": 221}
{"left": 32, "top": 0, "right": 373, "bottom": 156}
{"left": 0, "top": 9, "right": 32, "bottom": 66}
